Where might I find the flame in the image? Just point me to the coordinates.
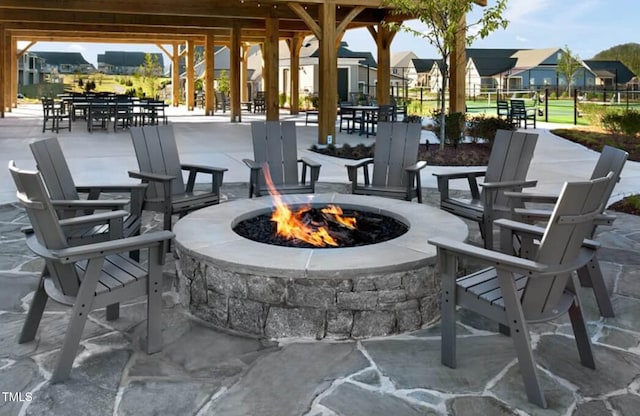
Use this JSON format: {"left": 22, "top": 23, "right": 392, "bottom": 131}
{"left": 262, "top": 164, "right": 356, "bottom": 247}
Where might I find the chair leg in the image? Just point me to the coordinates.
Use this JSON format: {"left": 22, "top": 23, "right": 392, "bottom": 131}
{"left": 497, "top": 269, "right": 546, "bottom": 408}
{"left": 50, "top": 258, "right": 102, "bottom": 383}
{"left": 146, "top": 246, "right": 164, "bottom": 354}
{"left": 440, "top": 253, "right": 457, "bottom": 368}
{"left": 19, "top": 278, "right": 49, "bottom": 343}
{"left": 106, "top": 303, "right": 120, "bottom": 321}
{"left": 568, "top": 277, "right": 596, "bottom": 369}
{"left": 577, "top": 257, "right": 614, "bottom": 317}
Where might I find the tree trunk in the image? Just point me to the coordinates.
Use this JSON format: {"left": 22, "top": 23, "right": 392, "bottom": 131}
{"left": 439, "top": 72, "right": 448, "bottom": 151}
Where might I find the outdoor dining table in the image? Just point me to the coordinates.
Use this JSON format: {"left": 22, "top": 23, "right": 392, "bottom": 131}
{"left": 340, "top": 105, "right": 379, "bottom": 136}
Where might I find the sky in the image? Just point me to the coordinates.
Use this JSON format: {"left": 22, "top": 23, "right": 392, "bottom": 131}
{"left": 22, "top": 0, "right": 639, "bottom": 68}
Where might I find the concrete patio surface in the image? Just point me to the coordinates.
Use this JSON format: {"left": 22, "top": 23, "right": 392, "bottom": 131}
{"left": 1, "top": 104, "right": 640, "bottom": 415}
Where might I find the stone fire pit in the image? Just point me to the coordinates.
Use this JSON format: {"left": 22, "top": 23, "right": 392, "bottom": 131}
{"left": 173, "top": 193, "right": 467, "bottom": 339}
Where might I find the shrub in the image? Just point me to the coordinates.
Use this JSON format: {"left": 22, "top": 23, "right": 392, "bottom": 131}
{"left": 602, "top": 109, "right": 640, "bottom": 136}
{"left": 431, "top": 110, "right": 466, "bottom": 148}
{"left": 579, "top": 103, "right": 609, "bottom": 127}
{"left": 466, "top": 115, "right": 515, "bottom": 145}
{"left": 403, "top": 114, "right": 423, "bottom": 124}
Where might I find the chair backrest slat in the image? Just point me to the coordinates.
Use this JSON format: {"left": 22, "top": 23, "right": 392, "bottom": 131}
{"left": 30, "top": 138, "right": 80, "bottom": 203}
{"left": 371, "top": 122, "right": 421, "bottom": 188}
{"left": 251, "top": 121, "right": 300, "bottom": 187}
{"left": 484, "top": 130, "right": 538, "bottom": 206}
{"left": 130, "top": 126, "right": 186, "bottom": 198}
{"left": 9, "top": 162, "right": 80, "bottom": 295}
{"left": 521, "top": 174, "right": 612, "bottom": 317}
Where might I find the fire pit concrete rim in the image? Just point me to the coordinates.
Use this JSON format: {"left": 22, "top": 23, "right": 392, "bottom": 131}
{"left": 173, "top": 193, "right": 468, "bottom": 277}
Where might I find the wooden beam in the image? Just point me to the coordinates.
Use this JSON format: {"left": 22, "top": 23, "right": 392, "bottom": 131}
{"left": 17, "top": 40, "right": 35, "bottom": 59}
{"left": 229, "top": 25, "right": 242, "bottom": 122}
{"left": 287, "top": 33, "right": 304, "bottom": 115}
{"left": 264, "top": 15, "right": 279, "bottom": 121}
{"left": 155, "top": 43, "right": 173, "bottom": 60}
{"left": 369, "top": 24, "right": 395, "bottom": 105}
{"left": 335, "top": 6, "right": 364, "bottom": 45}
{"left": 186, "top": 39, "right": 195, "bottom": 110}
{"left": 171, "top": 43, "right": 180, "bottom": 106}
{"left": 0, "top": 24, "right": 5, "bottom": 117}
{"left": 11, "top": 36, "right": 17, "bottom": 108}
{"left": 449, "top": 16, "right": 466, "bottom": 113}
{"left": 288, "top": 3, "right": 321, "bottom": 39}
{"left": 318, "top": 2, "right": 337, "bottom": 144}
{"left": 205, "top": 31, "right": 215, "bottom": 115}
{"left": 241, "top": 43, "right": 250, "bottom": 102}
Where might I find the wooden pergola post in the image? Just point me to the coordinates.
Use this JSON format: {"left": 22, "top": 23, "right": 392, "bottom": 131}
{"left": 185, "top": 39, "right": 195, "bottom": 110}
{"left": 449, "top": 16, "right": 466, "bottom": 113}
{"left": 0, "top": 24, "right": 5, "bottom": 117}
{"left": 3, "top": 29, "right": 11, "bottom": 114}
{"left": 230, "top": 24, "right": 241, "bottom": 122}
{"left": 11, "top": 37, "right": 17, "bottom": 108}
{"left": 171, "top": 43, "right": 180, "bottom": 106}
{"left": 264, "top": 15, "right": 279, "bottom": 121}
{"left": 319, "top": 3, "right": 337, "bottom": 144}
{"left": 205, "top": 31, "right": 215, "bottom": 115}
{"left": 287, "top": 33, "right": 304, "bottom": 115}
{"left": 241, "top": 43, "right": 250, "bottom": 102}
{"left": 368, "top": 23, "right": 395, "bottom": 105}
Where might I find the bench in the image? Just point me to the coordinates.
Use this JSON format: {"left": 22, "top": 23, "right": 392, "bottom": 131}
{"left": 305, "top": 110, "right": 319, "bottom": 126}
{"left": 241, "top": 101, "right": 253, "bottom": 112}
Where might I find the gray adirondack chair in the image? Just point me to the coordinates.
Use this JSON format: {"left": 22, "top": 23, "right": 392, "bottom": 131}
{"left": 429, "top": 173, "right": 614, "bottom": 408}
{"left": 504, "top": 145, "right": 629, "bottom": 317}
{"left": 345, "top": 121, "right": 427, "bottom": 202}
{"left": 30, "top": 137, "right": 146, "bottom": 245}
{"left": 128, "top": 125, "right": 227, "bottom": 231}
{"left": 9, "top": 161, "right": 174, "bottom": 383}
{"left": 243, "top": 121, "right": 321, "bottom": 198}
{"left": 433, "top": 130, "right": 539, "bottom": 249}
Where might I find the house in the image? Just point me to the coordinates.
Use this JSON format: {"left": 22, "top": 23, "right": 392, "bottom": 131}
{"left": 583, "top": 60, "right": 636, "bottom": 88}
{"left": 391, "top": 51, "right": 419, "bottom": 90}
{"left": 30, "top": 51, "right": 94, "bottom": 75}
{"left": 18, "top": 52, "right": 46, "bottom": 86}
{"left": 411, "top": 58, "right": 442, "bottom": 90}
{"left": 97, "top": 51, "right": 164, "bottom": 75}
{"left": 417, "top": 48, "right": 608, "bottom": 95}
{"left": 271, "top": 38, "right": 387, "bottom": 103}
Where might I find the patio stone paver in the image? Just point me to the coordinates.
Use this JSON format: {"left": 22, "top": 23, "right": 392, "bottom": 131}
{"left": 1, "top": 182, "right": 640, "bottom": 415}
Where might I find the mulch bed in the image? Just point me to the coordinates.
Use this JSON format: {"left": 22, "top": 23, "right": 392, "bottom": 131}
{"left": 312, "top": 142, "right": 491, "bottom": 166}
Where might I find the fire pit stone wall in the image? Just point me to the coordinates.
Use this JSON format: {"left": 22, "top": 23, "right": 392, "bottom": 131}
{"left": 173, "top": 194, "right": 468, "bottom": 339}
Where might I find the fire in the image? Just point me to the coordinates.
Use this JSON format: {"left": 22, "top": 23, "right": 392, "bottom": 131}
{"left": 262, "top": 164, "right": 357, "bottom": 247}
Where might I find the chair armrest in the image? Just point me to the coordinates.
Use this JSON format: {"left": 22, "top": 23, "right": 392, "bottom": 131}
{"left": 432, "top": 169, "right": 487, "bottom": 180}
{"left": 503, "top": 191, "right": 559, "bottom": 204}
{"left": 433, "top": 169, "right": 487, "bottom": 201}
{"left": 243, "top": 159, "right": 262, "bottom": 171}
{"left": 180, "top": 163, "right": 228, "bottom": 175}
{"left": 181, "top": 164, "right": 227, "bottom": 193}
{"left": 38, "top": 231, "right": 175, "bottom": 263}
{"left": 51, "top": 199, "right": 128, "bottom": 211}
{"left": 299, "top": 157, "right": 322, "bottom": 185}
{"left": 345, "top": 158, "right": 374, "bottom": 186}
{"left": 299, "top": 157, "right": 322, "bottom": 169}
{"left": 428, "top": 236, "right": 547, "bottom": 274}
{"left": 21, "top": 210, "right": 129, "bottom": 235}
{"left": 128, "top": 170, "right": 175, "bottom": 183}
{"left": 405, "top": 160, "right": 428, "bottom": 172}
{"left": 480, "top": 179, "right": 538, "bottom": 190}
{"left": 345, "top": 158, "right": 374, "bottom": 169}
{"left": 495, "top": 218, "right": 601, "bottom": 251}
{"left": 75, "top": 184, "right": 147, "bottom": 195}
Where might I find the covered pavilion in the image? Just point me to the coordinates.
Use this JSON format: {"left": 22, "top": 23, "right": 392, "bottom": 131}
{"left": 0, "top": 0, "right": 485, "bottom": 143}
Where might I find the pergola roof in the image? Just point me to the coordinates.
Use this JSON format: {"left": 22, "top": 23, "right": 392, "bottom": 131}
{"left": 0, "top": 0, "right": 405, "bottom": 44}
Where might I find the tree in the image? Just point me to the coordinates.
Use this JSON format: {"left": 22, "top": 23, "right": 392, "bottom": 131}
{"left": 137, "top": 53, "right": 163, "bottom": 98}
{"left": 217, "top": 70, "right": 230, "bottom": 95}
{"left": 384, "top": 0, "right": 509, "bottom": 149}
{"left": 557, "top": 45, "right": 582, "bottom": 95}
